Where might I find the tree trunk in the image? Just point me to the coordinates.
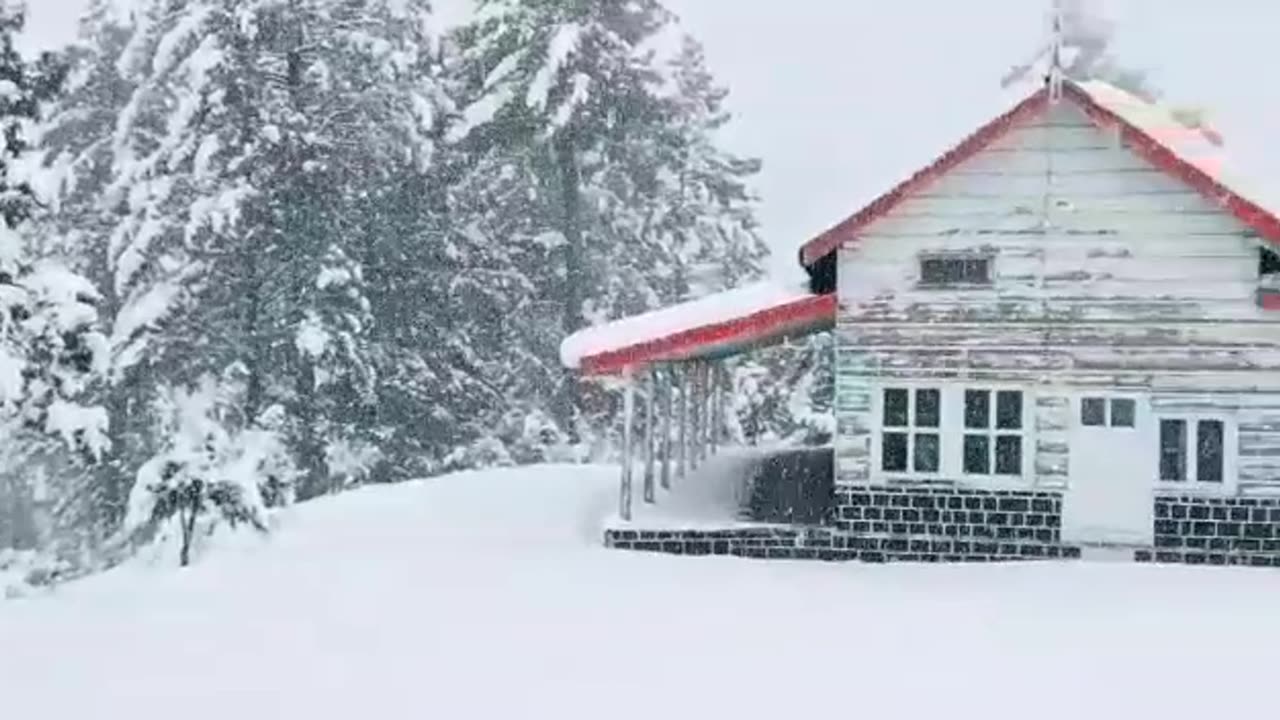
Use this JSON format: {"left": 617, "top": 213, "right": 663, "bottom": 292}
{"left": 553, "top": 133, "right": 585, "bottom": 433}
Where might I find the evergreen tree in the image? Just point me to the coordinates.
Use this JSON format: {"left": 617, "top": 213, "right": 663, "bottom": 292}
{"left": 450, "top": 0, "right": 679, "bottom": 428}
{"left": 0, "top": 3, "right": 106, "bottom": 553}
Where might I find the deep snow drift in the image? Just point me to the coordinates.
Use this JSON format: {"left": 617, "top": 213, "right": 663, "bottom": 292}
{"left": 3, "top": 464, "right": 1279, "bottom": 719}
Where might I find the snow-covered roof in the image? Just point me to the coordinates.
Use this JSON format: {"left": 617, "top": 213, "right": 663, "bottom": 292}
{"left": 800, "top": 78, "right": 1280, "bottom": 266}
{"left": 561, "top": 281, "right": 835, "bottom": 374}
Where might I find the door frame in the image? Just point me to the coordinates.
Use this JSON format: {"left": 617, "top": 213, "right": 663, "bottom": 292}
{"left": 1062, "top": 391, "right": 1156, "bottom": 546}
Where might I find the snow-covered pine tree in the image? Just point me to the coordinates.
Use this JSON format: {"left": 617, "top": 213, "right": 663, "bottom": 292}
{"left": 33, "top": 0, "right": 210, "bottom": 541}
{"left": 125, "top": 376, "right": 290, "bottom": 567}
{"left": 46, "top": 0, "right": 479, "bottom": 503}
{"left": 653, "top": 34, "right": 768, "bottom": 299}
{"left": 449, "top": 0, "right": 683, "bottom": 431}
{"left": 0, "top": 2, "right": 108, "bottom": 553}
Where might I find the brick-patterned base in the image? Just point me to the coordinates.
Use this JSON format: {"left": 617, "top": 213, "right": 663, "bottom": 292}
{"left": 833, "top": 485, "right": 1064, "bottom": 543}
{"left": 1149, "top": 494, "right": 1280, "bottom": 565}
{"left": 604, "top": 526, "right": 1082, "bottom": 563}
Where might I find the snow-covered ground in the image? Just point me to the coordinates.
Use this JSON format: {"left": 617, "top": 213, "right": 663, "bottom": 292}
{"left": 3, "top": 464, "right": 1280, "bottom": 719}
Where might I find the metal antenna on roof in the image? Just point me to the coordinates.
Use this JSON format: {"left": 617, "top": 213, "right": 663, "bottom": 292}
{"left": 1047, "top": 0, "right": 1065, "bottom": 102}
{"left": 1000, "top": 0, "right": 1067, "bottom": 98}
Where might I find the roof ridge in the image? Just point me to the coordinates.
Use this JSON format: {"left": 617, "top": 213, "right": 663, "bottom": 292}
{"left": 799, "top": 79, "right": 1280, "bottom": 266}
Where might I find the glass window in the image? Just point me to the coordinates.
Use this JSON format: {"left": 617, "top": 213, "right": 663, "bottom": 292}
{"left": 914, "top": 433, "right": 940, "bottom": 473}
{"left": 1110, "top": 399, "right": 1136, "bottom": 428}
{"left": 1159, "top": 419, "right": 1187, "bottom": 482}
{"left": 965, "top": 389, "right": 990, "bottom": 430}
{"left": 963, "top": 389, "right": 1024, "bottom": 477}
{"left": 882, "top": 432, "right": 908, "bottom": 472}
{"left": 883, "top": 388, "right": 908, "bottom": 427}
{"left": 881, "top": 388, "right": 941, "bottom": 475}
{"left": 1196, "top": 420, "right": 1224, "bottom": 484}
{"left": 996, "top": 390, "right": 1022, "bottom": 430}
{"left": 920, "top": 256, "right": 991, "bottom": 286}
{"left": 1081, "top": 398, "right": 1106, "bottom": 426}
{"left": 915, "top": 389, "right": 940, "bottom": 428}
{"left": 1159, "top": 417, "right": 1228, "bottom": 485}
{"left": 963, "top": 434, "right": 990, "bottom": 474}
{"left": 995, "top": 435, "right": 1022, "bottom": 475}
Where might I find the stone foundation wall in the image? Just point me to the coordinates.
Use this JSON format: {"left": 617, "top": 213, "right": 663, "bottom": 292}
{"left": 1137, "top": 494, "right": 1280, "bottom": 566}
{"left": 606, "top": 484, "right": 1280, "bottom": 567}
{"left": 605, "top": 526, "right": 1081, "bottom": 563}
{"left": 832, "top": 485, "right": 1064, "bottom": 544}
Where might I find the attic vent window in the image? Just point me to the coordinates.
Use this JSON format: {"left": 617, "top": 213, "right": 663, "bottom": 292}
{"left": 919, "top": 255, "right": 992, "bottom": 287}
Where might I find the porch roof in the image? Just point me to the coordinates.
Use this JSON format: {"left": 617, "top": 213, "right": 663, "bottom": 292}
{"left": 561, "top": 282, "right": 836, "bottom": 376}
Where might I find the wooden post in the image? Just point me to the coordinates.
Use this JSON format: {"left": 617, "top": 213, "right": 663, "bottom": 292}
{"left": 619, "top": 366, "right": 635, "bottom": 521}
{"left": 710, "top": 362, "right": 721, "bottom": 456}
{"left": 677, "top": 363, "right": 689, "bottom": 481}
{"left": 642, "top": 366, "right": 657, "bottom": 504}
{"left": 690, "top": 360, "right": 702, "bottom": 471}
{"left": 701, "top": 361, "right": 711, "bottom": 461}
{"left": 660, "top": 365, "right": 673, "bottom": 491}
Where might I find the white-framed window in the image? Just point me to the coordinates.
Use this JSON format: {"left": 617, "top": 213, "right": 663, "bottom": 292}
{"left": 879, "top": 387, "right": 941, "bottom": 475}
{"left": 917, "top": 253, "right": 993, "bottom": 288}
{"left": 962, "top": 388, "right": 1026, "bottom": 477}
{"left": 872, "top": 384, "right": 1032, "bottom": 483}
{"left": 1080, "top": 396, "right": 1137, "bottom": 429}
{"left": 1158, "top": 416, "right": 1232, "bottom": 486}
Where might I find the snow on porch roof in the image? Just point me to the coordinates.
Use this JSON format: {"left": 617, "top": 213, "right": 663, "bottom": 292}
{"left": 799, "top": 78, "right": 1280, "bottom": 267}
{"left": 561, "top": 283, "right": 836, "bottom": 376}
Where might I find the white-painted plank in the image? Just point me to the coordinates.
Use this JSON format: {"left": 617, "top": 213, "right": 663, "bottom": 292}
{"left": 861, "top": 211, "right": 1250, "bottom": 238}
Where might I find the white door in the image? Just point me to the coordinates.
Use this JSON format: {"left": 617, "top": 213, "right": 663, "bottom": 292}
{"left": 1062, "top": 394, "right": 1155, "bottom": 546}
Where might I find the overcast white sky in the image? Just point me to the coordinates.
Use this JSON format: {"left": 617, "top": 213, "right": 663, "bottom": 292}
{"left": 22, "top": 0, "right": 1280, "bottom": 280}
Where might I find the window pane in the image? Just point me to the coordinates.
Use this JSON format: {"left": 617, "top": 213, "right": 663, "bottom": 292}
{"left": 1159, "top": 419, "right": 1187, "bottom": 481}
{"left": 962, "top": 258, "right": 990, "bottom": 284}
{"left": 920, "top": 258, "right": 941, "bottom": 284}
{"left": 1196, "top": 420, "right": 1224, "bottom": 483}
{"left": 915, "top": 389, "right": 940, "bottom": 428}
{"left": 883, "top": 389, "right": 908, "bottom": 427}
{"left": 1082, "top": 398, "right": 1106, "bottom": 427}
{"left": 914, "top": 433, "right": 940, "bottom": 473}
{"left": 882, "top": 432, "right": 908, "bottom": 472}
{"left": 996, "top": 391, "right": 1022, "bottom": 430}
{"left": 995, "top": 435, "right": 1022, "bottom": 475}
{"left": 963, "top": 434, "right": 990, "bottom": 474}
{"left": 965, "top": 390, "right": 990, "bottom": 429}
{"left": 1110, "top": 399, "right": 1136, "bottom": 428}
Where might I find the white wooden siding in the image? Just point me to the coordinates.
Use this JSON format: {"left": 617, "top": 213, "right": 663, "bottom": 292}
{"left": 835, "top": 100, "right": 1280, "bottom": 491}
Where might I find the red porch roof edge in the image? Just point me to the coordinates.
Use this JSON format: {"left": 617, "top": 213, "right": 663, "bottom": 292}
{"left": 798, "top": 80, "right": 1280, "bottom": 267}
{"left": 579, "top": 292, "right": 837, "bottom": 376}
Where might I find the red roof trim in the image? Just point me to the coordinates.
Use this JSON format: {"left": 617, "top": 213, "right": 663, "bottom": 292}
{"left": 579, "top": 293, "right": 837, "bottom": 376}
{"left": 799, "top": 88, "right": 1050, "bottom": 266}
{"left": 1062, "top": 82, "right": 1280, "bottom": 244}
{"left": 799, "top": 80, "right": 1280, "bottom": 266}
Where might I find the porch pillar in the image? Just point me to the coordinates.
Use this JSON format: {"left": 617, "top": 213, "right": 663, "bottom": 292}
{"left": 660, "top": 365, "right": 673, "bottom": 491}
{"left": 619, "top": 366, "right": 635, "bottom": 521}
{"left": 696, "top": 360, "right": 709, "bottom": 465}
{"left": 690, "top": 360, "right": 703, "bottom": 471}
{"left": 677, "top": 363, "right": 689, "bottom": 481}
{"left": 642, "top": 366, "right": 657, "bottom": 504}
{"left": 709, "top": 361, "right": 721, "bottom": 456}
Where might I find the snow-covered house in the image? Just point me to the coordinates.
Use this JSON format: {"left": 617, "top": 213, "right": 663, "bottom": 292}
{"left": 562, "top": 75, "right": 1280, "bottom": 566}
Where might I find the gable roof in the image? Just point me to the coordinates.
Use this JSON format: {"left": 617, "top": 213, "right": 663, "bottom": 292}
{"left": 799, "top": 79, "right": 1280, "bottom": 267}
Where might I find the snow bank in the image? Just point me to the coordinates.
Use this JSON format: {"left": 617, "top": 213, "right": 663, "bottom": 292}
{"left": 5, "top": 464, "right": 1280, "bottom": 719}
{"left": 560, "top": 281, "right": 815, "bottom": 369}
